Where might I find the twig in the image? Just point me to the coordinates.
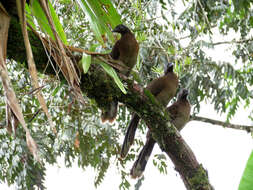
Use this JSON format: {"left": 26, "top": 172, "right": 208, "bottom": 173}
{"left": 190, "top": 115, "right": 253, "bottom": 132}
{"left": 27, "top": 23, "right": 61, "bottom": 82}
{"left": 140, "top": 45, "right": 164, "bottom": 50}
{"left": 28, "top": 109, "right": 41, "bottom": 123}
{"left": 179, "top": 35, "right": 191, "bottom": 40}
{"left": 212, "top": 38, "right": 253, "bottom": 46}
{"left": 145, "top": 16, "right": 162, "bottom": 23}
{"left": 197, "top": 0, "right": 211, "bottom": 29}
{"left": 66, "top": 45, "right": 130, "bottom": 74}
{"left": 96, "top": 56, "right": 128, "bottom": 71}
{"left": 66, "top": 45, "right": 108, "bottom": 55}
{"left": 26, "top": 85, "right": 47, "bottom": 95}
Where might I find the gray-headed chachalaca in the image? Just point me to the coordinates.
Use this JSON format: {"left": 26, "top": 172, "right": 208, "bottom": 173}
{"left": 110, "top": 24, "right": 139, "bottom": 76}
{"left": 120, "top": 63, "right": 178, "bottom": 158}
{"left": 130, "top": 89, "right": 191, "bottom": 178}
{"left": 101, "top": 24, "right": 139, "bottom": 123}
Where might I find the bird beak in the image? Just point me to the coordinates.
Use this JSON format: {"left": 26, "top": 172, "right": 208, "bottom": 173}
{"left": 164, "top": 63, "right": 174, "bottom": 74}
{"left": 168, "top": 62, "right": 173, "bottom": 68}
{"left": 112, "top": 26, "right": 120, "bottom": 33}
{"left": 182, "top": 89, "right": 189, "bottom": 97}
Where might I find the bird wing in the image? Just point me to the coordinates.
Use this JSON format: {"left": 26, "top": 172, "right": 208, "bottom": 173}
{"left": 110, "top": 41, "right": 120, "bottom": 60}
{"left": 166, "top": 102, "right": 179, "bottom": 121}
{"left": 146, "top": 77, "right": 165, "bottom": 96}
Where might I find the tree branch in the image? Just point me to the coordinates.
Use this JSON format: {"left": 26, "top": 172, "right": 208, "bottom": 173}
{"left": 191, "top": 115, "right": 253, "bottom": 132}
{"left": 116, "top": 85, "right": 214, "bottom": 190}
{"left": 212, "top": 38, "right": 253, "bottom": 46}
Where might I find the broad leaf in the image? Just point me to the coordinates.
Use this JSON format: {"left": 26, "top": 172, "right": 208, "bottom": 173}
{"left": 99, "top": 62, "right": 127, "bottom": 94}
{"left": 82, "top": 53, "right": 91, "bottom": 74}
{"left": 28, "top": 0, "right": 67, "bottom": 44}
{"left": 239, "top": 150, "right": 253, "bottom": 190}
{"left": 76, "top": 0, "right": 121, "bottom": 45}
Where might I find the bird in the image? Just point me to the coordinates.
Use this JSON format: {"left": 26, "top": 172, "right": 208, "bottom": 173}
{"left": 130, "top": 88, "right": 191, "bottom": 178}
{"left": 120, "top": 63, "right": 178, "bottom": 159}
{"left": 110, "top": 24, "right": 139, "bottom": 76}
{"left": 101, "top": 24, "right": 139, "bottom": 123}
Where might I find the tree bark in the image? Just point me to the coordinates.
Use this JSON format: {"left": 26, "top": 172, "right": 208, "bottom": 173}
{"left": 191, "top": 115, "right": 253, "bottom": 132}
{"left": 4, "top": 1, "right": 214, "bottom": 189}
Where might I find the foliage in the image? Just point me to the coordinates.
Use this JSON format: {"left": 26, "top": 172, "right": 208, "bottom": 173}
{"left": 1, "top": 0, "right": 253, "bottom": 189}
{"left": 0, "top": 60, "right": 123, "bottom": 189}
{"left": 239, "top": 150, "right": 253, "bottom": 190}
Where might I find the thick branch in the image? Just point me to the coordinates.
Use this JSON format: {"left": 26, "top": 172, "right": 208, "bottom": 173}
{"left": 115, "top": 85, "right": 213, "bottom": 190}
{"left": 6, "top": 13, "right": 213, "bottom": 190}
{"left": 191, "top": 115, "right": 253, "bottom": 132}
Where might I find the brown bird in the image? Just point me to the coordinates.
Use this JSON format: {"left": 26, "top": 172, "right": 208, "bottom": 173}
{"left": 130, "top": 89, "right": 191, "bottom": 178}
{"left": 120, "top": 63, "right": 178, "bottom": 158}
{"left": 110, "top": 24, "right": 139, "bottom": 76}
{"left": 101, "top": 24, "right": 139, "bottom": 123}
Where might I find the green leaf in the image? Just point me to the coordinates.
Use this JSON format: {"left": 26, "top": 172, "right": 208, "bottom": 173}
{"left": 86, "top": 0, "right": 121, "bottom": 28}
{"left": 48, "top": 1, "right": 68, "bottom": 44}
{"left": 30, "top": 0, "right": 54, "bottom": 39}
{"left": 76, "top": 0, "right": 121, "bottom": 44}
{"left": 82, "top": 53, "right": 91, "bottom": 74}
{"left": 52, "top": 86, "right": 60, "bottom": 97}
{"left": 82, "top": 45, "right": 100, "bottom": 74}
{"left": 52, "top": 82, "right": 64, "bottom": 97}
{"left": 239, "top": 150, "right": 253, "bottom": 190}
{"left": 131, "top": 70, "right": 142, "bottom": 84}
{"left": 29, "top": 0, "right": 67, "bottom": 44}
{"left": 99, "top": 62, "right": 127, "bottom": 94}
{"left": 143, "top": 89, "right": 158, "bottom": 106}
{"left": 76, "top": 0, "right": 105, "bottom": 44}
{"left": 25, "top": 3, "right": 36, "bottom": 30}
{"left": 185, "top": 56, "right": 192, "bottom": 65}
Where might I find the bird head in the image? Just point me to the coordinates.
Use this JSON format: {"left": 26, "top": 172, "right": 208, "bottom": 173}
{"left": 164, "top": 62, "right": 174, "bottom": 75}
{"left": 112, "top": 24, "right": 131, "bottom": 34}
{"left": 178, "top": 89, "right": 189, "bottom": 100}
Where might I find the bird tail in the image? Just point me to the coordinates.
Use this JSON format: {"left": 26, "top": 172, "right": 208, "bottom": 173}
{"left": 101, "top": 101, "right": 118, "bottom": 123}
{"left": 130, "top": 131, "right": 156, "bottom": 178}
{"left": 120, "top": 114, "right": 140, "bottom": 159}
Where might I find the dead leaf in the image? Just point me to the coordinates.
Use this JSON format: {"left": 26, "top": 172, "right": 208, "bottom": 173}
{"left": 26, "top": 131, "right": 40, "bottom": 162}
{"left": 74, "top": 132, "right": 80, "bottom": 149}
{"left": 17, "top": 0, "right": 57, "bottom": 134}
{"left": 0, "top": 1, "right": 40, "bottom": 162}
{"left": 38, "top": 0, "right": 84, "bottom": 102}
